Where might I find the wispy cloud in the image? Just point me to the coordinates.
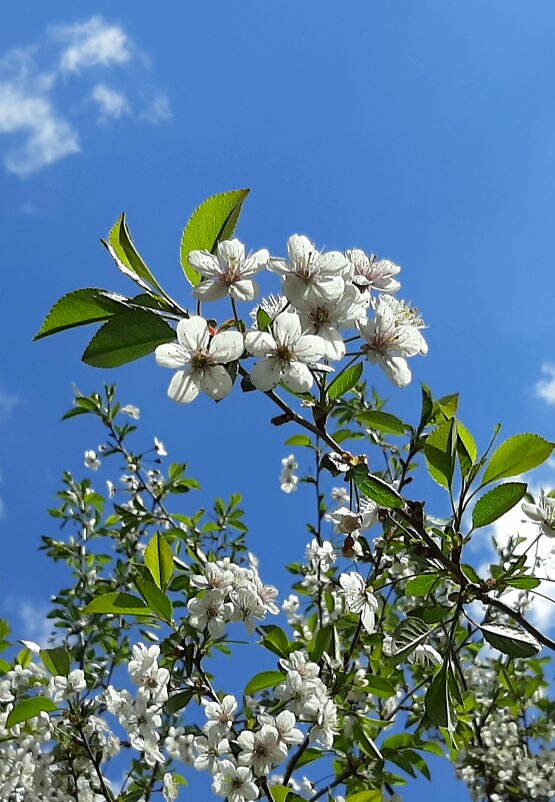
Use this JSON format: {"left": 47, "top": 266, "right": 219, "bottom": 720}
{"left": 17, "top": 601, "right": 54, "bottom": 647}
{"left": 54, "top": 16, "right": 133, "bottom": 74}
{"left": 91, "top": 83, "right": 130, "bottom": 120}
{"left": 535, "top": 363, "right": 555, "bottom": 405}
{"left": 0, "top": 385, "right": 18, "bottom": 422}
{"left": 0, "top": 16, "right": 170, "bottom": 177}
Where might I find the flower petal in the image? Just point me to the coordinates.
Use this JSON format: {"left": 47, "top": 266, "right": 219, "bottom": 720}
{"left": 230, "top": 279, "right": 257, "bottom": 302}
{"left": 217, "top": 238, "right": 245, "bottom": 264}
{"left": 293, "top": 334, "right": 326, "bottom": 363}
{"left": 188, "top": 251, "right": 221, "bottom": 277}
{"left": 193, "top": 280, "right": 229, "bottom": 302}
{"left": 318, "top": 328, "right": 345, "bottom": 361}
{"left": 245, "top": 331, "right": 276, "bottom": 357}
{"left": 241, "top": 249, "right": 269, "bottom": 276}
{"left": 200, "top": 365, "right": 233, "bottom": 400}
{"left": 380, "top": 355, "right": 411, "bottom": 387}
{"left": 209, "top": 331, "right": 244, "bottom": 363}
{"left": 155, "top": 342, "right": 188, "bottom": 369}
{"left": 316, "top": 250, "right": 351, "bottom": 276}
{"left": 177, "top": 316, "right": 210, "bottom": 351}
{"left": 168, "top": 370, "right": 201, "bottom": 403}
{"left": 250, "top": 358, "right": 282, "bottom": 391}
{"left": 288, "top": 234, "right": 314, "bottom": 264}
{"left": 273, "top": 311, "right": 302, "bottom": 347}
{"left": 283, "top": 362, "right": 313, "bottom": 392}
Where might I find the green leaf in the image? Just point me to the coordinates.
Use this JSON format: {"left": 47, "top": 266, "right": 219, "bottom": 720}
{"left": 353, "top": 719, "right": 383, "bottom": 759}
{"left": 480, "top": 624, "right": 541, "bottom": 658}
{"left": 388, "top": 617, "right": 431, "bottom": 665}
{"left": 482, "top": 434, "right": 554, "bottom": 485}
{"left": 244, "top": 670, "right": 285, "bottom": 696}
{"left": 434, "top": 393, "right": 459, "bottom": 420}
{"left": 259, "top": 625, "right": 291, "bottom": 658}
{"left": 270, "top": 787, "right": 291, "bottom": 802}
{"left": 356, "top": 410, "right": 407, "bottom": 436}
{"left": 295, "top": 747, "right": 324, "bottom": 768}
{"left": 35, "top": 288, "right": 128, "bottom": 340}
{"left": 144, "top": 533, "right": 174, "bottom": 591}
{"left": 504, "top": 576, "right": 541, "bottom": 590}
{"left": 41, "top": 647, "right": 71, "bottom": 677}
{"left": 284, "top": 435, "right": 313, "bottom": 447}
{"left": 405, "top": 574, "right": 440, "bottom": 596}
{"left": 365, "top": 675, "right": 396, "bottom": 698}
{"left": 256, "top": 307, "right": 272, "bottom": 332}
{"left": 180, "top": 189, "right": 250, "bottom": 286}
{"left": 420, "top": 383, "right": 434, "bottom": 427}
{"left": 346, "top": 792, "right": 382, "bottom": 802}
{"left": 84, "top": 592, "right": 150, "bottom": 616}
{"left": 308, "top": 622, "right": 334, "bottom": 662}
{"left": 102, "top": 213, "right": 164, "bottom": 293}
{"left": 165, "top": 690, "right": 194, "bottom": 715}
{"left": 327, "top": 362, "right": 363, "bottom": 401}
{"left": 353, "top": 469, "right": 404, "bottom": 509}
{"left": 82, "top": 309, "right": 175, "bottom": 368}
{"left": 424, "top": 420, "right": 457, "bottom": 489}
{"left": 425, "top": 663, "right": 455, "bottom": 730}
{"left": 457, "top": 421, "right": 478, "bottom": 462}
{"left": 472, "top": 482, "right": 527, "bottom": 529}
{"left": 134, "top": 577, "right": 173, "bottom": 623}
{"left": 6, "top": 697, "right": 58, "bottom": 728}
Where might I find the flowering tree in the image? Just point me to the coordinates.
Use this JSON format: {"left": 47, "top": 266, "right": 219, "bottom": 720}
{"left": 2, "top": 189, "right": 554, "bottom": 801}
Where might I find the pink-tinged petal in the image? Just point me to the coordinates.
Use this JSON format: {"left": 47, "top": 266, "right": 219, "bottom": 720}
{"left": 188, "top": 251, "right": 221, "bottom": 277}
{"left": 177, "top": 316, "right": 210, "bottom": 351}
{"left": 240, "top": 249, "right": 269, "bottom": 276}
{"left": 230, "top": 279, "right": 257, "bottom": 302}
{"left": 155, "top": 342, "right": 188, "bottom": 369}
{"left": 168, "top": 370, "right": 201, "bottom": 403}
{"left": 273, "top": 311, "right": 302, "bottom": 346}
{"left": 293, "top": 334, "right": 326, "bottom": 363}
{"left": 245, "top": 331, "right": 276, "bottom": 357}
{"left": 283, "top": 362, "right": 313, "bottom": 392}
{"left": 380, "top": 355, "right": 411, "bottom": 387}
{"left": 209, "top": 331, "right": 244, "bottom": 363}
{"left": 217, "top": 238, "right": 245, "bottom": 264}
{"left": 250, "top": 358, "right": 282, "bottom": 390}
{"left": 200, "top": 365, "right": 233, "bottom": 400}
{"left": 193, "top": 280, "right": 229, "bottom": 302}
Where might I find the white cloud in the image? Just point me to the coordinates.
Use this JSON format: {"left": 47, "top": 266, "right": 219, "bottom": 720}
{"left": 91, "top": 83, "right": 130, "bottom": 120}
{"left": 535, "top": 363, "right": 555, "bottom": 405}
{"left": 54, "top": 16, "right": 132, "bottom": 74}
{"left": 0, "top": 385, "right": 18, "bottom": 422}
{"left": 0, "top": 82, "right": 79, "bottom": 176}
{"left": 18, "top": 601, "right": 54, "bottom": 647}
{"left": 141, "top": 94, "right": 172, "bottom": 124}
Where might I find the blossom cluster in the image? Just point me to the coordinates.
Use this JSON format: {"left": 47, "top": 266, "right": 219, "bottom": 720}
{"left": 156, "top": 235, "right": 427, "bottom": 404}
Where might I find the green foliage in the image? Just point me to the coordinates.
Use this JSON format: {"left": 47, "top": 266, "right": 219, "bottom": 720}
{"left": 34, "top": 288, "right": 128, "bottom": 340}
{"left": 424, "top": 419, "right": 456, "bottom": 489}
{"left": 84, "top": 592, "right": 151, "bottom": 616}
{"left": 482, "top": 433, "right": 554, "bottom": 485}
{"left": 102, "top": 212, "right": 165, "bottom": 294}
{"left": 472, "top": 482, "right": 527, "bottom": 529}
{"left": 144, "top": 533, "right": 174, "bottom": 590}
{"left": 327, "top": 362, "right": 363, "bottom": 401}
{"left": 82, "top": 309, "right": 176, "bottom": 368}
{"left": 40, "top": 646, "right": 71, "bottom": 677}
{"left": 180, "top": 189, "right": 250, "bottom": 285}
{"left": 6, "top": 697, "right": 58, "bottom": 728}
{"left": 356, "top": 409, "right": 408, "bottom": 436}
{"left": 480, "top": 624, "right": 541, "bottom": 658}
{"left": 353, "top": 467, "right": 404, "bottom": 508}
{"left": 244, "top": 670, "right": 285, "bottom": 696}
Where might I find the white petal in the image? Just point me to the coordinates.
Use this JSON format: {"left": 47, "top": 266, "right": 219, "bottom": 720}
{"left": 316, "top": 250, "right": 351, "bottom": 276}
{"left": 293, "top": 334, "right": 326, "bottom": 363}
{"left": 217, "top": 238, "right": 245, "bottom": 263}
{"left": 396, "top": 326, "right": 424, "bottom": 357}
{"left": 361, "top": 605, "right": 376, "bottom": 634}
{"left": 209, "top": 331, "right": 244, "bottom": 363}
{"left": 168, "top": 370, "right": 201, "bottom": 403}
{"left": 245, "top": 331, "right": 277, "bottom": 357}
{"left": 200, "top": 365, "right": 233, "bottom": 400}
{"left": 273, "top": 311, "right": 302, "bottom": 346}
{"left": 250, "top": 358, "right": 282, "bottom": 391}
{"left": 319, "top": 328, "right": 345, "bottom": 361}
{"left": 155, "top": 342, "right": 188, "bottom": 369}
{"left": 267, "top": 257, "right": 289, "bottom": 276}
{"left": 230, "top": 279, "right": 257, "bottom": 302}
{"left": 193, "top": 280, "right": 229, "bottom": 301}
{"left": 283, "top": 362, "right": 313, "bottom": 392}
{"left": 240, "top": 249, "right": 270, "bottom": 276}
{"left": 380, "top": 355, "right": 411, "bottom": 387}
{"left": 288, "top": 234, "right": 314, "bottom": 263}
{"left": 177, "top": 316, "right": 210, "bottom": 351}
{"left": 188, "top": 251, "right": 221, "bottom": 277}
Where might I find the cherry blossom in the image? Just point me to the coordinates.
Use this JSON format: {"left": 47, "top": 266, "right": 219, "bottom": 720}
{"left": 189, "top": 239, "right": 269, "bottom": 302}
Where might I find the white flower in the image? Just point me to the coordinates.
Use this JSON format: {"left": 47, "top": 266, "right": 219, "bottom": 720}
{"left": 191, "top": 563, "right": 235, "bottom": 594}
{"left": 230, "top": 587, "right": 267, "bottom": 633}
{"left": 280, "top": 652, "right": 320, "bottom": 680}
{"left": 410, "top": 644, "right": 443, "bottom": 667}
{"left": 188, "top": 589, "right": 233, "bottom": 638}
{"left": 245, "top": 311, "right": 325, "bottom": 392}
{"left": 236, "top": 725, "right": 288, "bottom": 775}
{"left": 128, "top": 644, "right": 170, "bottom": 703}
{"left": 280, "top": 454, "right": 299, "bottom": 494}
{"left": 250, "top": 294, "right": 289, "bottom": 327}
{"left": 203, "top": 695, "right": 238, "bottom": 734}
{"left": 194, "top": 728, "right": 231, "bottom": 772}
{"left": 522, "top": 491, "right": 555, "bottom": 537}
{"left": 258, "top": 711, "right": 304, "bottom": 745}
{"left": 331, "top": 486, "right": 349, "bottom": 503}
{"left": 84, "top": 450, "right": 100, "bottom": 470}
{"left": 189, "top": 239, "right": 269, "bottom": 302}
{"left": 326, "top": 497, "right": 379, "bottom": 536}
{"left": 275, "top": 672, "right": 322, "bottom": 717}
{"left": 309, "top": 699, "right": 338, "bottom": 748}
{"left": 379, "top": 295, "right": 428, "bottom": 355}
{"left": 296, "top": 283, "right": 369, "bottom": 361}
{"left": 162, "top": 773, "right": 179, "bottom": 802}
{"left": 121, "top": 404, "right": 141, "bottom": 419}
{"left": 339, "top": 572, "right": 379, "bottom": 634}
{"left": 306, "top": 539, "right": 335, "bottom": 572}
{"left": 212, "top": 760, "right": 259, "bottom": 802}
{"left": 155, "top": 316, "right": 244, "bottom": 403}
{"left": 357, "top": 297, "right": 424, "bottom": 387}
{"left": 154, "top": 437, "right": 167, "bottom": 456}
{"left": 346, "top": 249, "right": 401, "bottom": 294}
{"left": 50, "top": 669, "right": 86, "bottom": 702}
{"left": 270, "top": 235, "right": 351, "bottom": 307}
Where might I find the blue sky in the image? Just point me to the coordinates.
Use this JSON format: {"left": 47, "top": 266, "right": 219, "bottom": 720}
{"left": 2, "top": 2, "right": 555, "bottom": 799}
